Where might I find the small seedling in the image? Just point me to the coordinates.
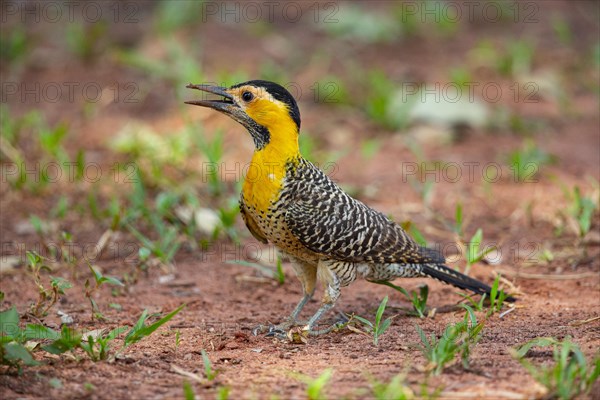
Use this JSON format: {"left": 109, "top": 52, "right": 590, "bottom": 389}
{"left": 364, "top": 70, "right": 414, "bottom": 131}
{"left": 459, "top": 274, "right": 509, "bottom": 315}
{"left": 464, "top": 228, "right": 495, "bottom": 275}
{"left": 201, "top": 349, "right": 218, "bottom": 381}
{"left": 0, "top": 26, "right": 30, "bottom": 65}
{"left": 182, "top": 381, "right": 196, "bottom": 400}
{"left": 458, "top": 305, "right": 485, "bottom": 368}
{"left": 127, "top": 219, "right": 181, "bottom": 271}
{"left": 26, "top": 252, "right": 72, "bottom": 318}
{"left": 372, "top": 281, "right": 428, "bottom": 318}
{"left": 37, "top": 120, "right": 70, "bottom": 165}
{"left": 17, "top": 306, "right": 186, "bottom": 364}
{"left": 50, "top": 196, "right": 70, "bottom": 219}
{"left": 40, "top": 326, "right": 83, "bottom": 359}
{"left": 507, "top": 140, "right": 553, "bottom": 183}
{"left": 174, "top": 329, "right": 181, "bottom": 350}
{"left": 569, "top": 186, "right": 597, "bottom": 239}
{"left": 1, "top": 307, "right": 44, "bottom": 370}
{"left": 368, "top": 372, "right": 415, "bottom": 400}
{"left": 353, "top": 296, "right": 394, "bottom": 346}
{"left": 453, "top": 202, "right": 464, "bottom": 238}
{"left": 512, "top": 337, "right": 600, "bottom": 400}
{"left": 292, "top": 368, "right": 334, "bottom": 400}
{"left": 78, "top": 327, "right": 129, "bottom": 362}
{"left": 486, "top": 274, "right": 508, "bottom": 316}
{"left": 498, "top": 39, "right": 536, "bottom": 77}
{"left": 85, "top": 264, "right": 124, "bottom": 321}
{"left": 274, "top": 256, "right": 285, "bottom": 285}
{"left": 553, "top": 182, "right": 599, "bottom": 241}
{"left": 123, "top": 305, "right": 185, "bottom": 348}
{"left": 415, "top": 305, "right": 484, "bottom": 375}
{"left": 459, "top": 293, "right": 487, "bottom": 312}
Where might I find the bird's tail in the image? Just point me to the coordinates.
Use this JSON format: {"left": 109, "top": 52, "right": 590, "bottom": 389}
{"left": 422, "top": 264, "right": 516, "bottom": 302}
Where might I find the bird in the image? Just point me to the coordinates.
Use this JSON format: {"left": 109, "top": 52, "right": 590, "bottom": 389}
{"left": 186, "top": 80, "right": 514, "bottom": 338}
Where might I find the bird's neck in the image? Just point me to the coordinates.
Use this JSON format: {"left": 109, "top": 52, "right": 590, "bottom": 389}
{"left": 242, "top": 124, "right": 301, "bottom": 213}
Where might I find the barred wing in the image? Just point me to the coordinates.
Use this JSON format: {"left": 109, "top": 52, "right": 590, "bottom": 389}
{"left": 284, "top": 166, "right": 444, "bottom": 265}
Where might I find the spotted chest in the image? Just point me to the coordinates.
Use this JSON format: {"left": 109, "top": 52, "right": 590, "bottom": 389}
{"left": 240, "top": 159, "right": 321, "bottom": 264}
{"left": 240, "top": 196, "right": 320, "bottom": 265}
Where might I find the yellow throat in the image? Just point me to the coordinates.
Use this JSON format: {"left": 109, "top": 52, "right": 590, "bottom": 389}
{"left": 241, "top": 99, "right": 300, "bottom": 213}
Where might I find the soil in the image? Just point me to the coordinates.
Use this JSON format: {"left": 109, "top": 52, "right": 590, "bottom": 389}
{"left": 1, "top": 1, "right": 599, "bottom": 399}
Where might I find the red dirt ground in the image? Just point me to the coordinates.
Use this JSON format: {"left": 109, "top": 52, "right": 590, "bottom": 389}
{"left": 1, "top": 1, "right": 599, "bottom": 399}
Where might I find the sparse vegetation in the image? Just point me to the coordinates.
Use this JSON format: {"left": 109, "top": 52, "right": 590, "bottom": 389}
{"left": 507, "top": 139, "right": 554, "bottom": 183}
{"left": 464, "top": 228, "right": 496, "bottom": 275}
{"left": 201, "top": 349, "right": 219, "bottom": 381}
{"left": 353, "top": 296, "right": 394, "bottom": 346}
{"left": 568, "top": 186, "right": 598, "bottom": 239}
{"left": 84, "top": 263, "right": 125, "bottom": 321}
{"left": 512, "top": 338, "right": 600, "bottom": 400}
{"left": 368, "top": 372, "right": 415, "bottom": 400}
{"left": 26, "top": 252, "right": 72, "bottom": 318}
{"left": 371, "top": 281, "right": 429, "bottom": 318}
{"left": 415, "top": 305, "right": 484, "bottom": 375}
{"left": 1, "top": 305, "right": 184, "bottom": 371}
{"left": 292, "top": 368, "right": 334, "bottom": 400}
{"left": 1, "top": 1, "right": 597, "bottom": 398}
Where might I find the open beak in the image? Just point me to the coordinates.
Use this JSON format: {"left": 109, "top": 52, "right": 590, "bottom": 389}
{"left": 185, "top": 84, "right": 236, "bottom": 113}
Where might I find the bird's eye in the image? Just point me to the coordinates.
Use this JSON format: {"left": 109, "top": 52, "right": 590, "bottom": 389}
{"left": 242, "top": 91, "right": 254, "bottom": 102}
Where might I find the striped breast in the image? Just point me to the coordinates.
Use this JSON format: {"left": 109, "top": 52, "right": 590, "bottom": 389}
{"left": 240, "top": 160, "right": 321, "bottom": 264}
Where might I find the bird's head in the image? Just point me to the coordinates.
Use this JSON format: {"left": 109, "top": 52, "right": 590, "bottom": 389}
{"left": 186, "top": 80, "right": 300, "bottom": 151}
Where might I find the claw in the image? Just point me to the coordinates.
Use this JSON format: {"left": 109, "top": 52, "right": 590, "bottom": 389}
{"left": 336, "top": 312, "right": 350, "bottom": 325}
{"left": 265, "top": 326, "right": 287, "bottom": 338}
{"left": 252, "top": 325, "right": 266, "bottom": 336}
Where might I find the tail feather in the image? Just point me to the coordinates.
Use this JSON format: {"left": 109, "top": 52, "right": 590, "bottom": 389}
{"left": 422, "top": 264, "right": 516, "bottom": 302}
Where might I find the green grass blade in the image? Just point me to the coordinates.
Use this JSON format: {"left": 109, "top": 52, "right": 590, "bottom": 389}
{"left": 124, "top": 304, "right": 185, "bottom": 347}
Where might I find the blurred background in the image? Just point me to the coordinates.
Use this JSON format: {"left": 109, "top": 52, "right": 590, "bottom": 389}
{"left": 2, "top": 0, "right": 599, "bottom": 275}
{"left": 1, "top": 1, "right": 599, "bottom": 397}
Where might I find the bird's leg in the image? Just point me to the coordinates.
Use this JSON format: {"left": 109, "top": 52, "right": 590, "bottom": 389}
{"left": 300, "top": 264, "right": 342, "bottom": 336}
{"left": 287, "top": 292, "right": 312, "bottom": 322}
{"left": 257, "top": 259, "right": 316, "bottom": 337}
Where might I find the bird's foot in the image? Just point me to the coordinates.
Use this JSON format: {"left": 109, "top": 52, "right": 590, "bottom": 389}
{"left": 305, "top": 312, "right": 350, "bottom": 336}
{"left": 252, "top": 313, "right": 348, "bottom": 341}
{"left": 287, "top": 313, "right": 350, "bottom": 343}
{"left": 252, "top": 318, "right": 307, "bottom": 338}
